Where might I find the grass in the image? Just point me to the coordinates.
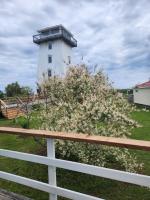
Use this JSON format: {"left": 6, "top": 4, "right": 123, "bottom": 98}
{"left": 130, "top": 111, "right": 150, "bottom": 176}
{"left": 0, "top": 111, "right": 150, "bottom": 200}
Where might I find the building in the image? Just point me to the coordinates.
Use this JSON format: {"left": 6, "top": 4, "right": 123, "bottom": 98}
{"left": 133, "top": 80, "right": 150, "bottom": 106}
{"left": 33, "top": 25, "right": 77, "bottom": 83}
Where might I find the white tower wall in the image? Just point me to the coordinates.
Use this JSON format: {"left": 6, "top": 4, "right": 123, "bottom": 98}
{"left": 37, "top": 40, "right": 72, "bottom": 83}
{"left": 33, "top": 25, "right": 77, "bottom": 84}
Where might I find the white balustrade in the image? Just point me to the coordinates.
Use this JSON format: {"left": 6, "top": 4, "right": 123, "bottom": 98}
{"left": 0, "top": 128, "right": 150, "bottom": 200}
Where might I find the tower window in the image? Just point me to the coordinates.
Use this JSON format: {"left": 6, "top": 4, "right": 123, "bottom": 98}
{"left": 48, "top": 42, "right": 52, "bottom": 49}
{"left": 48, "top": 55, "right": 52, "bottom": 63}
{"left": 68, "top": 56, "right": 71, "bottom": 64}
{"left": 51, "top": 28, "right": 59, "bottom": 34}
{"left": 48, "top": 69, "right": 52, "bottom": 77}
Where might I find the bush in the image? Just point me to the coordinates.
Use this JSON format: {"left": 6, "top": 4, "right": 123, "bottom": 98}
{"left": 15, "top": 116, "right": 29, "bottom": 129}
{"left": 32, "top": 104, "right": 42, "bottom": 111}
{"left": 37, "top": 65, "right": 142, "bottom": 172}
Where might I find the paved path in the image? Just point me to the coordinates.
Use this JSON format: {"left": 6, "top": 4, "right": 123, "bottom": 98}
{"left": 0, "top": 189, "right": 32, "bottom": 200}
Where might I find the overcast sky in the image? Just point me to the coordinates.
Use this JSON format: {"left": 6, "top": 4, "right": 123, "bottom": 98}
{"left": 0, "top": 0, "right": 150, "bottom": 91}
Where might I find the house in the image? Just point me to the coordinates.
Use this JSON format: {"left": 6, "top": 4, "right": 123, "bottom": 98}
{"left": 133, "top": 80, "right": 150, "bottom": 106}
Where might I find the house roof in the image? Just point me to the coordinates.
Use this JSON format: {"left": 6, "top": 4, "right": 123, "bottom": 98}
{"left": 135, "top": 80, "right": 150, "bottom": 88}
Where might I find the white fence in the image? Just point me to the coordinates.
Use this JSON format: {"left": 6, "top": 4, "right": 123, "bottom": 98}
{"left": 0, "top": 127, "right": 150, "bottom": 200}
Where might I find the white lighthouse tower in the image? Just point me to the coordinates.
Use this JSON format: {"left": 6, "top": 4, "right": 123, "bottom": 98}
{"left": 33, "top": 25, "right": 77, "bottom": 83}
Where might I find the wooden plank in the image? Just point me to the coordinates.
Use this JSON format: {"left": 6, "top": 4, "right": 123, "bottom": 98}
{"left": 1, "top": 107, "right": 24, "bottom": 119}
{"left": 0, "top": 127, "right": 150, "bottom": 151}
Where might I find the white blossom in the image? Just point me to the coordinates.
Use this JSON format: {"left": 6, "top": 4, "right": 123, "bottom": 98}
{"left": 37, "top": 65, "right": 141, "bottom": 172}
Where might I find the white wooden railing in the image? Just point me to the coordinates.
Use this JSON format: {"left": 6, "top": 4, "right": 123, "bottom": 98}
{"left": 0, "top": 127, "right": 150, "bottom": 200}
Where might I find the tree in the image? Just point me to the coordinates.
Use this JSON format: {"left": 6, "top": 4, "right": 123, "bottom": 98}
{"left": 21, "top": 86, "right": 33, "bottom": 96}
{"left": 38, "top": 65, "right": 142, "bottom": 172}
{"left": 0, "top": 90, "right": 4, "bottom": 98}
{"left": 5, "top": 82, "right": 32, "bottom": 97}
{"left": 5, "top": 82, "right": 21, "bottom": 97}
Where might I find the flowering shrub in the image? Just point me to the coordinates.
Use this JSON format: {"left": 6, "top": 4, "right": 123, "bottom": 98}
{"left": 38, "top": 65, "right": 142, "bottom": 172}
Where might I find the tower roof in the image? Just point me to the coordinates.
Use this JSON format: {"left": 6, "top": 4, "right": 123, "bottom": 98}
{"left": 38, "top": 24, "right": 73, "bottom": 36}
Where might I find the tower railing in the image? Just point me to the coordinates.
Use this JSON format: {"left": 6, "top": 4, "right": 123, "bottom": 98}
{"left": 0, "top": 127, "right": 150, "bottom": 200}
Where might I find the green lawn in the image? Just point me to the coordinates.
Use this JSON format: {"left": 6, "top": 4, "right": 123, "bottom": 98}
{"left": 0, "top": 111, "right": 150, "bottom": 200}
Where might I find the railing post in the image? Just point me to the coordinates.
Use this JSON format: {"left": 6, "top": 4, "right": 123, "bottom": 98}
{"left": 47, "top": 138, "right": 57, "bottom": 200}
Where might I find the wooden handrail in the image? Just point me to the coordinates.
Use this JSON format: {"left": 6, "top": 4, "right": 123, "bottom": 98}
{"left": 0, "top": 99, "right": 8, "bottom": 109}
{"left": 0, "top": 127, "right": 150, "bottom": 151}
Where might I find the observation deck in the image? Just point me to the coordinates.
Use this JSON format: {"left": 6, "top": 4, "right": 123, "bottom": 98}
{"left": 33, "top": 25, "right": 77, "bottom": 47}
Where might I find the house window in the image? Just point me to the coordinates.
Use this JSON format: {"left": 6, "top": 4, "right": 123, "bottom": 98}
{"left": 48, "top": 69, "right": 52, "bottom": 77}
{"left": 48, "top": 55, "right": 52, "bottom": 63}
{"left": 48, "top": 42, "right": 52, "bottom": 49}
{"left": 68, "top": 56, "right": 71, "bottom": 64}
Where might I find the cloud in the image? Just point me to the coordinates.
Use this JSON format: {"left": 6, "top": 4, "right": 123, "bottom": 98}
{"left": 0, "top": 0, "right": 150, "bottom": 91}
